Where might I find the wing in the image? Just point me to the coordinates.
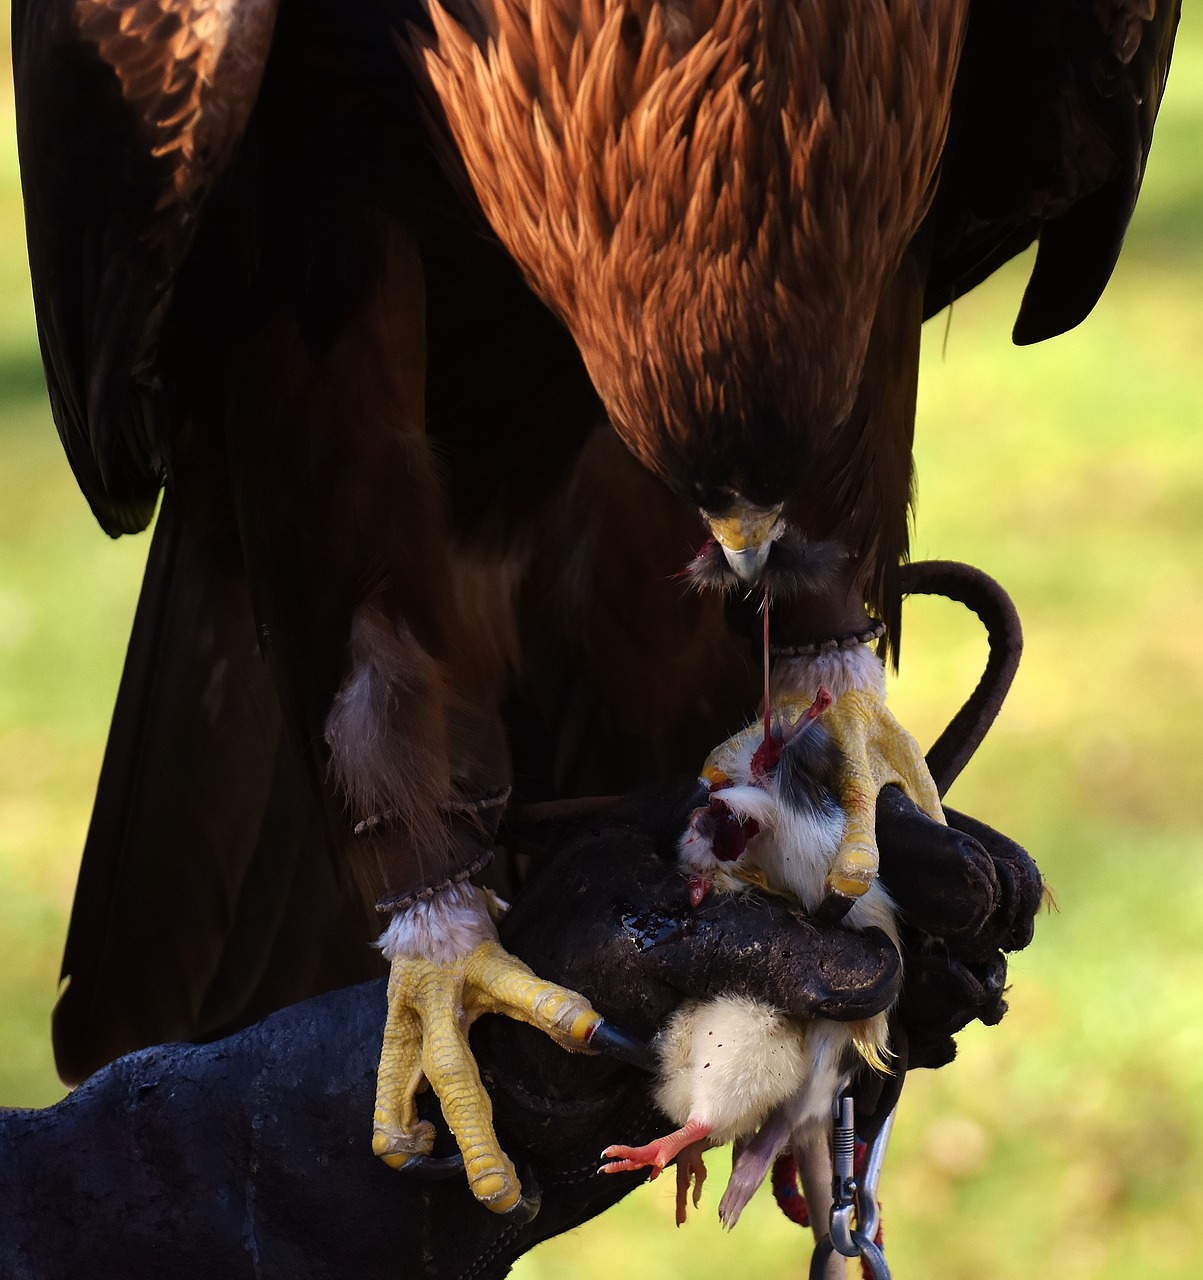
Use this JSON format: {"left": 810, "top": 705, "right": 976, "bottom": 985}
{"left": 925, "top": 0, "right": 1180, "bottom": 341}
{"left": 53, "top": 490, "right": 382, "bottom": 1086}
{"left": 21, "top": 0, "right": 432, "bottom": 1079}
{"left": 12, "top": 0, "right": 279, "bottom": 534}
{"left": 36, "top": 0, "right": 605, "bottom": 1081}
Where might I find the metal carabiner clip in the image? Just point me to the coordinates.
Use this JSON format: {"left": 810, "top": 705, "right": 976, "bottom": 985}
{"left": 829, "top": 1095, "right": 860, "bottom": 1258}
{"left": 856, "top": 1102, "right": 896, "bottom": 1248}
{"left": 809, "top": 1094, "right": 897, "bottom": 1280}
{"left": 810, "top": 1231, "right": 891, "bottom": 1280}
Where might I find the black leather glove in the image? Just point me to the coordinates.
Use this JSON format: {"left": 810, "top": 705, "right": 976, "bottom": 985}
{"left": 0, "top": 779, "right": 1039, "bottom": 1278}
{"left": 0, "top": 780, "right": 897, "bottom": 1279}
{"left": 502, "top": 777, "right": 1041, "bottom": 1148}
{"left": 850, "top": 785, "right": 1043, "bottom": 1133}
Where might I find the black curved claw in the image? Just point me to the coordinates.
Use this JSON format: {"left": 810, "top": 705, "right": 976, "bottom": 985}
{"left": 394, "top": 1154, "right": 465, "bottom": 1180}
{"left": 498, "top": 1167, "right": 542, "bottom": 1224}
{"left": 585, "top": 1019, "right": 658, "bottom": 1073}
{"left": 813, "top": 889, "right": 855, "bottom": 925}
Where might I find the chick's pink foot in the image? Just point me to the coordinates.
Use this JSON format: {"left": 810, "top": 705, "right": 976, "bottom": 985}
{"left": 672, "top": 1139, "right": 709, "bottom": 1225}
{"left": 599, "top": 1117, "right": 712, "bottom": 1173}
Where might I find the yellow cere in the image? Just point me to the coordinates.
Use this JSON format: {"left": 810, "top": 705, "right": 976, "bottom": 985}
{"left": 706, "top": 502, "right": 784, "bottom": 552}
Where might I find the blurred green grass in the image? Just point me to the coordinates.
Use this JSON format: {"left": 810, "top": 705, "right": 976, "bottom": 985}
{"left": 2, "top": 12, "right": 1201, "bottom": 1280}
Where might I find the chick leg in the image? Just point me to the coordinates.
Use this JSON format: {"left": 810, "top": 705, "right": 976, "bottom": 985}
{"left": 672, "top": 1140, "right": 709, "bottom": 1225}
{"left": 373, "top": 929, "right": 602, "bottom": 1218}
{"left": 600, "top": 1125, "right": 713, "bottom": 1225}
{"left": 599, "top": 1117, "right": 713, "bottom": 1176}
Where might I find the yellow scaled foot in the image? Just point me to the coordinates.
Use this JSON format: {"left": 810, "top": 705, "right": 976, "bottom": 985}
{"left": 372, "top": 940, "right": 600, "bottom": 1214}
{"left": 697, "top": 688, "right": 942, "bottom": 905}
{"left": 821, "top": 689, "right": 944, "bottom": 900}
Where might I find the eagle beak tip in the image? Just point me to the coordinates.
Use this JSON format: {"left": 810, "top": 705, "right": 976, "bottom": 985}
{"left": 720, "top": 541, "right": 773, "bottom": 586}
{"left": 704, "top": 501, "right": 783, "bottom": 588}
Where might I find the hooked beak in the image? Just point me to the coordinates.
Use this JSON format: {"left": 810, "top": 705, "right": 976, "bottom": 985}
{"left": 705, "top": 501, "right": 784, "bottom": 586}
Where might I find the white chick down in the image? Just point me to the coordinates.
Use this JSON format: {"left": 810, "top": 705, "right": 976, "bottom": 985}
{"left": 655, "top": 682, "right": 901, "bottom": 1227}
{"left": 602, "top": 674, "right": 907, "bottom": 1229}
{"left": 654, "top": 995, "right": 810, "bottom": 1143}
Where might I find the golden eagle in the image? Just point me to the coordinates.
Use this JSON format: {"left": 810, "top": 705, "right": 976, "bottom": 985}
{"left": 14, "top": 0, "right": 1177, "bottom": 1216}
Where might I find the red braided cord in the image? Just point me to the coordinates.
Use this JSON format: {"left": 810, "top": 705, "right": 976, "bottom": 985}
{"left": 770, "top": 1153, "right": 810, "bottom": 1227}
{"left": 770, "top": 1139, "right": 885, "bottom": 1280}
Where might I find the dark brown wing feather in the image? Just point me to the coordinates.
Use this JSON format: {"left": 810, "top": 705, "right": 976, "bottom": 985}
{"left": 926, "top": 0, "right": 1180, "bottom": 340}
{"left": 43, "top": 0, "right": 443, "bottom": 1079}
{"left": 12, "top": 0, "right": 279, "bottom": 534}
{"left": 39, "top": 0, "right": 618, "bottom": 1079}
{"left": 53, "top": 490, "right": 380, "bottom": 1086}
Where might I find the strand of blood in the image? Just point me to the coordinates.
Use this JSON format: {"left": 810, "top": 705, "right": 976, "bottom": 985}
{"left": 763, "top": 582, "right": 772, "bottom": 747}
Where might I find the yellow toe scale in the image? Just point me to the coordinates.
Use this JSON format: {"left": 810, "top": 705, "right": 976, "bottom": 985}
{"left": 822, "top": 688, "right": 944, "bottom": 898}
{"left": 700, "top": 689, "right": 943, "bottom": 901}
{"left": 373, "top": 939, "right": 600, "bottom": 1213}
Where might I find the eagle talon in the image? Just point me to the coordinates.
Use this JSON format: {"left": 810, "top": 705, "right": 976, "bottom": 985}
{"left": 390, "top": 1153, "right": 466, "bottom": 1180}
{"left": 586, "top": 1019, "right": 658, "bottom": 1072}
{"left": 814, "top": 890, "right": 856, "bottom": 924}
{"left": 374, "top": 938, "right": 600, "bottom": 1214}
{"left": 498, "top": 1168, "right": 543, "bottom": 1223}
{"left": 498, "top": 1192, "right": 541, "bottom": 1224}
{"left": 820, "top": 686, "right": 945, "bottom": 896}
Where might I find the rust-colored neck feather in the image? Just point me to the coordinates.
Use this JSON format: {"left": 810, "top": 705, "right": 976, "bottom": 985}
{"left": 415, "top": 0, "right": 967, "bottom": 494}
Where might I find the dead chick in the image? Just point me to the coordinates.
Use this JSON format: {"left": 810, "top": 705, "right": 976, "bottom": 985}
{"left": 601, "top": 687, "right": 899, "bottom": 1226}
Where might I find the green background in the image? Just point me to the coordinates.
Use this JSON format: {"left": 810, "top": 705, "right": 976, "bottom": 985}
{"left": 2, "top": 13, "right": 1200, "bottom": 1278}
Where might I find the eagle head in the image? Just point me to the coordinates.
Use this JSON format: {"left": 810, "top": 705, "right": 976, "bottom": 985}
{"left": 417, "top": 0, "right": 968, "bottom": 600}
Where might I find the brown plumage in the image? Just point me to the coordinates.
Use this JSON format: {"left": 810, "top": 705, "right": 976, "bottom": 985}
{"left": 13, "top": 0, "right": 1178, "bottom": 1083}
{"left": 416, "top": 0, "right": 966, "bottom": 624}
{"left": 75, "top": 0, "right": 278, "bottom": 213}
